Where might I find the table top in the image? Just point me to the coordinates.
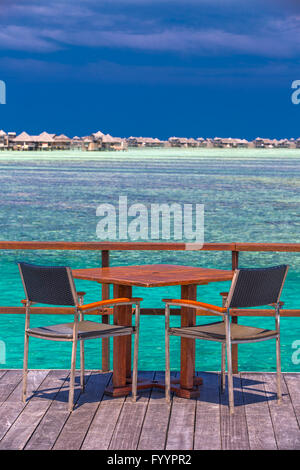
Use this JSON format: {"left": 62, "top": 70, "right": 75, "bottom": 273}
{"left": 72, "top": 264, "right": 234, "bottom": 287}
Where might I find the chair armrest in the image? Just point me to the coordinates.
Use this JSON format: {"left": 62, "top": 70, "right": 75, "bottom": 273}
{"left": 270, "top": 302, "right": 284, "bottom": 308}
{"left": 77, "top": 291, "right": 86, "bottom": 298}
{"left": 163, "top": 298, "right": 226, "bottom": 315}
{"left": 78, "top": 297, "right": 143, "bottom": 312}
{"left": 220, "top": 292, "right": 229, "bottom": 298}
{"left": 21, "top": 299, "right": 37, "bottom": 306}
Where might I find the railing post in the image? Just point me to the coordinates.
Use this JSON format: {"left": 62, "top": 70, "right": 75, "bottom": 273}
{"left": 231, "top": 250, "right": 239, "bottom": 374}
{"left": 101, "top": 250, "right": 110, "bottom": 371}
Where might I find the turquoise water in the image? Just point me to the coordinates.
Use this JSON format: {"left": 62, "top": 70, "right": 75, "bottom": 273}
{"left": 0, "top": 147, "right": 299, "bottom": 372}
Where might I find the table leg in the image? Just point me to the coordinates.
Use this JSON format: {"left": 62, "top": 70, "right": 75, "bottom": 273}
{"left": 173, "top": 284, "right": 201, "bottom": 398}
{"left": 101, "top": 250, "right": 110, "bottom": 372}
{"left": 105, "top": 284, "right": 132, "bottom": 396}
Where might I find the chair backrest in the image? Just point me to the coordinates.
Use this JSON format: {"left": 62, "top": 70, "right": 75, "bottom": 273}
{"left": 18, "top": 262, "right": 77, "bottom": 306}
{"left": 226, "top": 265, "right": 289, "bottom": 309}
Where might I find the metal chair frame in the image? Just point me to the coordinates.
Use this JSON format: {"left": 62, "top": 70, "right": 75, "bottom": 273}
{"left": 18, "top": 263, "right": 141, "bottom": 412}
{"left": 164, "top": 265, "right": 289, "bottom": 414}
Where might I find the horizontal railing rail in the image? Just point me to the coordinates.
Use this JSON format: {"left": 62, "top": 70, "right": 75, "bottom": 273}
{"left": 0, "top": 241, "right": 300, "bottom": 251}
{"left": 0, "top": 240, "right": 299, "bottom": 373}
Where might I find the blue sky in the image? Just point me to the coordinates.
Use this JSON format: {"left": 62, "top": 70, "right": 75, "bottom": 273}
{"left": 0, "top": 0, "right": 300, "bottom": 139}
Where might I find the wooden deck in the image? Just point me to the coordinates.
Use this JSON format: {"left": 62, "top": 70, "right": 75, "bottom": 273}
{"left": 0, "top": 369, "right": 299, "bottom": 450}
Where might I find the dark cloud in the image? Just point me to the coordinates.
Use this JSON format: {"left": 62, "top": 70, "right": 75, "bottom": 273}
{"left": 0, "top": 0, "right": 299, "bottom": 57}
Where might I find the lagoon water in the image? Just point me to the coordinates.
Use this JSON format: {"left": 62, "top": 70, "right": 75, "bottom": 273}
{"left": 0, "top": 147, "right": 299, "bottom": 371}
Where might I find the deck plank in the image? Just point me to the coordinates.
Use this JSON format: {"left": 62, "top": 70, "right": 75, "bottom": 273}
{"left": 0, "top": 370, "right": 49, "bottom": 443}
{"left": 138, "top": 371, "right": 175, "bottom": 450}
{"left": 194, "top": 371, "right": 221, "bottom": 450}
{"left": 241, "top": 373, "right": 277, "bottom": 450}
{"left": 25, "top": 371, "right": 92, "bottom": 450}
{"left": 0, "top": 370, "right": 54, "bottom": 449}
{"left": 220, "top": 374, "right": 250, "bottom": 450}
{"left": 109, "top": 372, "right": 154, "bottom": 450}
{"left": 284, "top": 374, "right": 300, "bottom": 428}
{"left": 263, "top": 373, "right": 300, "bottom": 450}
{"left": 82, "top": 392, "right": 124, "bottom": 450}
{"left": 0, "top": 370, "right": 23, "bottom": 404}
{"left": 165, "top": 370, "right": 196, "bottom": 451}
{"left": 53, "top": 371, "right": 111, "bottom": 450}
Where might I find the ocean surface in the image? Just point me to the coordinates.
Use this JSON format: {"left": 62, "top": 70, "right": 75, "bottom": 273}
{"left": 0, "top": 147, "right": 299, "bottom": 372}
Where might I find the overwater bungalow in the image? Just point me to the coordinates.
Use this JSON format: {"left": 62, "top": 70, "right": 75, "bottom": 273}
{"left": 289, "top": 138, "right": 296, "bottom": 148}
{"left": 253, "top": 137, "right": 278, "bottom": 148}
{"left": 197, "top": 137, "right": 207, "bottom": 147}
{"left": 14, "top": 131, "right": 37, "bottom": 150}
{"left": 6, "top": 132, "right": 16, "bottom": 150}
{"left": 168, "top": 136, "right": 190, "bottom": 147}
{"left": 276, "top": 139, "right": 290, "bottom": 148}
{"left": 168, "top": 136, "right": 181, "bottom": 147}
{"left": 212, "top": 137, "right": 223, "bottom": 148}
{"left": 126, "top": 136, "right": 139, "bottom": 147}
{"left": 254, "top": 137, "right": 264, "bottom": 148}
{"left": 111, "top": 137, "right": 128, "bottom": 151}
{"left": 36, "top": 132, "right": 54, "bottom": 150}
{"left": 0, "top": 130, "right": 7, "bottom": 150}
{"left": 142, "top": 137, "right": 163, "bottom": 148}
{"left": 81, "top": 136, "right": 93, "bottom": 151}
{"left": 236, "top": 138, "right": 249, "bottom": 148}
{"left": 126, "top": 136, "right": 146, "bottom": 147}
{"left": 101, "top": 134, "right": 127, "bottom": 151}
{"left": 101, "top": 134, "right": 115, "bottom": 150}
{"left": 92, "top": 130, "right": 105, "bottom": 142}
{"left": 71, "top": 136, "right": 83, "bottom": 150}
{"left": 52, "top": 134, "right": 72, "bottom": 150}
{"left": 187, "top": 137, "right": 198, "bottom": 147}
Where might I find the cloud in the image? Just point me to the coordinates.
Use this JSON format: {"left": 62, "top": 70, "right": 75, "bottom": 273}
{"left": 0, "top": 26, "right": 60, "bottom": 52}
{"left": 34, "top": 20, "right": 300, "bottom": 58}
{"left": 0, "top": 0, "right": 300, "bottom": 59}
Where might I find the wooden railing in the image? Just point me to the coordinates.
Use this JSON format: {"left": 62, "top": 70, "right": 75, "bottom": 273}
{"left": 0, "top": 241, "right": 299, "bottom": 373}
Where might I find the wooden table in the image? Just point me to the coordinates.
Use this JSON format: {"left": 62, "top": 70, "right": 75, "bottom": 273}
{"left": 73, "top": 264, "right": 233, "bottom": 398}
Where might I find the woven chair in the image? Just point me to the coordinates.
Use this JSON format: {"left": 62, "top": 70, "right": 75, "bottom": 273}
{"left": 18, "top": 262, "right": 142, "bottom": 412}
{"left": 163, "top": 265, "right": 289, "bottom": 414}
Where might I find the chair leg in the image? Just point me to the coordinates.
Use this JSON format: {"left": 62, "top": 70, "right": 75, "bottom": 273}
{"left": 80, "top": 340, "right": 85, "bottom": 392}
{"left": 276, "top": 335, "right": 282, "bottom": 404}
{"left": 132, "top": 331, "right": 139, "bottom": 402}
{"left": 221, "top": 342, "right": 226, "bottom": 393}
{"left": 165, "top": 330, "right": 171, "bottom": 403}
{"left": 22, "top": 333, "right": 29, "bottom": 403}
{"left": 69, "top": 338, "right": 77, "bottom": 413}
{"left": 226, "top": 340, "right": 234, "bottom": 414}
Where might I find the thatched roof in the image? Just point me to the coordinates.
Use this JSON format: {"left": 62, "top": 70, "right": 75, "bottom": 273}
{"left": 14, "top": 131, "right": 33, "bottom": 142}
{"left": 92, "top": 131, "right": 105, "bottom": 140}
{"left": 102, "top": 134, "right": 115, "bottom": 143}
{"left": 36, "top": 132, "right": 54, "bottom": 143}
{"left": 54, "top": 134, "right": 71, "bottom": 142}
